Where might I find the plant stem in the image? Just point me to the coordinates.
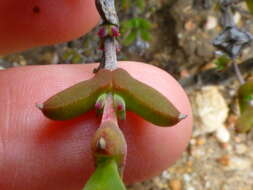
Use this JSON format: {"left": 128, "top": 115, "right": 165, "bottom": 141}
{"left": 94, "top": 93, "right": 127, "bottom": 177}
{"left": 95, "top": 0, "right": 119, "bottom": 71}
{"left": 93, "top": 0, "right": 127, "bottom": 176}
{"left": 221, "top": 0, "right": 244, "bottom": 7}
{"left": 232, "top": 60, "right": 245, "bottom": 84}
{"left": 104, "top": 38, "right": 117, "bottom": 70}
{"left": 101, "top": 93, "right": 118, "bottom": 125}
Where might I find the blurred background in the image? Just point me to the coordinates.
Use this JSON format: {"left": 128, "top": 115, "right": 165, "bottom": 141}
{"left": 1, "top": 0, "right": 253, "bottom": 190}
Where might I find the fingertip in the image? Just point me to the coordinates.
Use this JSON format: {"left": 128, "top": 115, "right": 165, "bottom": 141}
{"left": 0, "top": 0, "right": 100, "bottom": 54}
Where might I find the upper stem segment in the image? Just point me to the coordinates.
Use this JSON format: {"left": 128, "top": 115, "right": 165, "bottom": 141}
{"left": 104, "top": 38, "right": 117, "bottom": 70}
{"left": 95, "top": 0, "right": 119, "bottom": 71}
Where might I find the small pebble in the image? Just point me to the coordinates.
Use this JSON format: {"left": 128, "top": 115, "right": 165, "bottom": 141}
{"left": 161, "top": 170, "right": 171, "bottom": 179}
{"left": 19, "top": 60, "right": 27, "bottom": 66}
{"left": 227, "top": 157, "right": 251, "bottom": 170}
{"left": 153, "top": 177, "right": 167, "bottom": 189}
{"left": 234, "top": 135, "right": 243, "bottom": 143}
{"left": 220, "top": 143, "right": 233, "bottom": 152}
{"left": 216, "top": 126, "right": 230, "bottom": 143}
{"left": 185, "top": 185, "right": 196, "bottom": 190}
{"left": 191, "top": 148, "right": 205, "bottom": 158}
{"left": 180, "top": 69, "right": 190, "bottom": 78}
{"left": 217, "top": 155, "right": 230, "bottom": 166}
{"left": 183, "top": 174, "right": 192, "bottom": 183}
{"left": 191, "top": 86, "right": 229, "bottom": 136}
{"left": 169, "top": 179, "right": 182, "bottom": 190}
{"left": 196, "top": 137, "right": 206, "bottom": 146}
{"left": 184, "top": 20, "right": 196, "bottom": 31}
{"left": 227, "top": 114, "right": 237, "bottom": 127}
{"left": 205, "top": 181, "right": 211, "bottom": 188}
{"left": 233, "top": 12, "right": 241, "bottom": 24}
{"left": 205, "top": 16, "right": 217, "bottom": 30}
{"left": 235, "top": 144, "right": 247, "bottom": 154}
{"left": 190, "top": 138, "right": 196, "bottom": 145}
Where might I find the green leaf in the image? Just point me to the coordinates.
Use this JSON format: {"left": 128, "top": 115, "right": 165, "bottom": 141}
{"left": 123, "top": 31, "right": 137, "bottom": 46}
{"left": 140, "top": 29, "right": 151, "bottom": 41}
{"left": 112, "top": 69, "right": 182, "bottom": 126}
{"left": 246, "top": 0, "right": 253, "bottom": 15}
{"left": 121, "top": 20, "right": 134, "bottom": 29}
{"left": 40, "top": 69, "right": 112, "bottom": 120}
{"left": 213, "top": 55, "right": 230, "bottom": 71}
{"left": 120, "top": 20, "right": 132, "bottom": 34}
{"left": 62, "top": 49, "right": 75, "bottom": 61}
{"left": 83, "top": 159, "right": 126, "bottom": 190}
{"left": 121, "top": 0, "right": 131, "bottom": 10}
{"left": 236, "top": 107, "right": 253, "bottom": 133}
{"left": 135, "top": 0, "right": 145, "bottom": 10}
{"left": 72, "top": 53, "right": 82, "bottom": 64}
{"left": 238, "top": 80, "right": 253, "bottom": 113}
{"left": 131, "top": 18, "right": 141, "bottom": 28}
{"left": 138, "top": 18, "right": 152, "bottom": 30}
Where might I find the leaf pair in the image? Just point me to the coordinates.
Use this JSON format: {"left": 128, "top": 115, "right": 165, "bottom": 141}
{"left": 237, "top": 80, "right": 253, "bottom": 132}
{"left": 39, "top": 68, "right": 184, "bottom": 126}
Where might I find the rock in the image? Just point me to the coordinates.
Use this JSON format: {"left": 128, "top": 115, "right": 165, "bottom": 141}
{"left": 183, "top": 174, "right": 192, "bottom": 183}
{"left": 216, "top": 126, "right": 230, "bottom": 143}
{"left": 233, "top": 12, "right": 241, "bottom": 25}
{"left": 235, "top": 144, "right": 248, "bottom": 154}
{"left": 0, "top": 66, "right": 5, "bottom": 70}
{"left": 184, "top": 19, "right": 196, "bottom": 31}
{"left": 190, "top": 147, "right": 205, "bottom": 158}
{"left": 153, "top": 177, "right": 167, "bottom": 189}
{"left": 205, "top": 16, "right": 217, "bottom": 30}
{"left": 169, "top": 179, "right": 183, "bottom": 190}
{"left": 226, "top": 156, "right": 251, "bottom": 170}
{"left": 217, "top": 155, "right": 230, "bottom": 166}
{"left": 161, "top": 170, "right": 171, "bottom": 179}
{"left": 191, "top": 86, "right": 229, "bottom": 136}
{"left": 185, "top": 185, "right": 196, "bottom": 190}
{"left": 196, "top": 137, "right": 206, "bottom": 146}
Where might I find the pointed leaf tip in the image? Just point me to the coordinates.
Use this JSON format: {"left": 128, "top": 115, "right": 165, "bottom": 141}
{"left": 36, "top": 103, "right": 44, "bottom": 110}
{"left": 178, "top": 113, "right": 187, "bottom": 120}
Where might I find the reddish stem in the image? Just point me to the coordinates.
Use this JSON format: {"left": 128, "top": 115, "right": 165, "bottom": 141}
{"left": 94, "top": 93, "right": 127, "bottom": 176}
{"left": 101, "top": 93, "right": 118, "bottom": 125}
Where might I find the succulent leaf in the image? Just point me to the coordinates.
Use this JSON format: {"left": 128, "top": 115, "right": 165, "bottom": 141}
{"left": 246, "top": 0, "right": 253, "bottom": 15}
{"left": 238, "top": 80, "right": 253, "bottom": 113}
{"left": 236, "top": 107, "right": 253, "bottom": 133}
{"left": 40, "top": 69, "right": 112, "bottom": 120}
{"left": 112, "top": 68, "right": 182, "bottom": 126}
{"left": 83, "top": 158, "right": 126, "bottom": 190}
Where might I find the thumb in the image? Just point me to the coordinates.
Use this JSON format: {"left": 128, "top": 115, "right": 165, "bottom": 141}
{"left": 0, "top": 65, "right": 99, "bottom": 190}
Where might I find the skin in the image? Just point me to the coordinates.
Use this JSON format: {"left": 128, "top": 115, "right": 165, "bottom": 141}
{"left": 0, "top": 62, "right": 192, "bottom": 190}
{"left": 0, "top": 0, "right": 99, "bottom": 55}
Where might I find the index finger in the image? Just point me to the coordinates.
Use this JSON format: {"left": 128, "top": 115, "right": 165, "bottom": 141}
{"left": 0, "top": 62, "right": 192, "bottom": 190}
{"left": 0, "top": 0, "right": 99, "bottom": 55}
